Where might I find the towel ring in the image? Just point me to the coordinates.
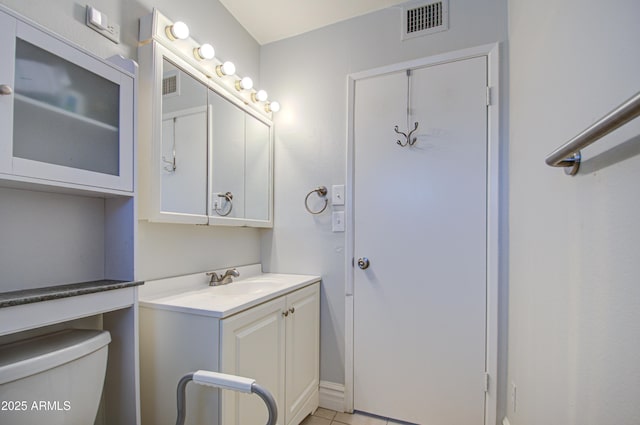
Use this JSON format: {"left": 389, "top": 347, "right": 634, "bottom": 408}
{"left": 304, "top": 186, "right": 328, "bottom": 215}
{"left": 214, "top": 192, "right": 233, "bottom": 216}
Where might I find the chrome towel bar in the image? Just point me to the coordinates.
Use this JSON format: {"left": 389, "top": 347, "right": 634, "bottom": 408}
{"left": 545, "top": 91, "right": 640, "bottom": 175}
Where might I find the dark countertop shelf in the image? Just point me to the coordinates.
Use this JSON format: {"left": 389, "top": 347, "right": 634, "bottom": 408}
{"left": 0, "top": 280, "right": 144, "bottom": 308}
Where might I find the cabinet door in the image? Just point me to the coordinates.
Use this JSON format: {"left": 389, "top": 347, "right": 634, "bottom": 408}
{"left": 1, "top": 19, "right": 134, "bottom": 192}
{"left": 221, "top": 296, "right": 286, "bottom": 425}
{"left": 159, "top": 59, "right": 208, "bottom": 218}
{"left": 210, "top": 90, "right": 245, "bottom": 221}
{"left": 0, "top": 11, "right": 16, "bottom": 173}
{"left": 244, "top": 113, "right": 271, "bottom": 223}
{"left": 285, "top": 283, "right": 320, "bottom": 425}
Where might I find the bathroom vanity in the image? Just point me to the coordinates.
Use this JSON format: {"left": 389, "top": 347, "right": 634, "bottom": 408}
{"left": 138, "top": 265, "right": 320, "bottom": 425}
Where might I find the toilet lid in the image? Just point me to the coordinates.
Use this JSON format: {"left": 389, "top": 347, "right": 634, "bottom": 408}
{"left": 0, "top": 329, "right": 110, "bottom": 385}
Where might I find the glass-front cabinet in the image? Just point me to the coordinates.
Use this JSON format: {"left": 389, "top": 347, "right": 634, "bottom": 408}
{"left": 0, "top": 9, "right": 134, "bottom": 194}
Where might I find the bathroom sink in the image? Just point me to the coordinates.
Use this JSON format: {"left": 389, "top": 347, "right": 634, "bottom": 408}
{"left": 206, "top": 280, "right": 277, "bottom": 295}
{"left": 138, "top": 266, "right": 321, "bottom": 318}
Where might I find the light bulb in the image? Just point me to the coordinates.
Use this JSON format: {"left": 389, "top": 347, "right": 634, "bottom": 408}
{"left": 216, "top": 61, "right": 236, "bottom": 77}
{"left": 235, "top": 76, "right": 254, "bottom": 91}
{"left": 266, "top": 101, "right": 280, "bottom": 113}
{"left": 166, "top": 21, "right": 189, "bottom": 40}
{"left": 194, "top": 43, "right": 215, "bottom": 60}
{"left": 252, "top": 89, "right": 268, "bottom": 103}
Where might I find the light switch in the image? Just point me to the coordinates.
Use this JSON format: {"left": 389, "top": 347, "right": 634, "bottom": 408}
{"left": 332, "top": 211, "right": 345, "bottom": 232}
{"left": 86, "top": 5, "right": 120, "bottom": 43}
{"left": 332, "top": 184, "right": 345, "bottom": 206}
{"left": 88, "top": 6, "right": 107, "bottom": 29}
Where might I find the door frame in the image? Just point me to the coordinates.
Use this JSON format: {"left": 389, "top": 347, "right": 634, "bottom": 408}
{"left": 344, "top": 42, "right": 501, "bottom": 425}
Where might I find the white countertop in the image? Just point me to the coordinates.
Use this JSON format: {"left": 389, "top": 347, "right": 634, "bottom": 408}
{"left": 138, "top": 265, "right": 320, "bottom": 318}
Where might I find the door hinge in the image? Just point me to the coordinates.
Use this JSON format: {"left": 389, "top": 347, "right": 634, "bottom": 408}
{"left": 484, "top": 372, "right": 490, "bottom": 393}
{"left": 486, "top": 86, "right": 492, "bottom": 106}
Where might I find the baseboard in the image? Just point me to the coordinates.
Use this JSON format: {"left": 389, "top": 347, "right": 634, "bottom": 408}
{"left": 503, "top": 417, "right": 512, "bottom": 425}
{"left": 319, "top": 381, "right": 345, "bottom": 412}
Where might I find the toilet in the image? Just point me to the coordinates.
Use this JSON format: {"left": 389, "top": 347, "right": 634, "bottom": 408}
{"left": 0, "top": 329, "right": 111, "bottom": 425}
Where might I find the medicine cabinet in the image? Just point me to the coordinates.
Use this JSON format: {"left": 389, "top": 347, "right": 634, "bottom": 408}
{"left": 0, "top": 7, "right": 135, "bottom": 195}
{"left": 138, "top": 9, "right": 274, "bottom": 227}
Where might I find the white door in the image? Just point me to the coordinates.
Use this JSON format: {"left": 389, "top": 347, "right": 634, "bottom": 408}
{"left": 353, "top": 56, "right": 488, "bottom": 424}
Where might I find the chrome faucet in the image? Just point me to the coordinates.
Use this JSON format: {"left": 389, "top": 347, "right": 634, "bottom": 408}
{"left": 206, "top": 268, "right": 240, "bottom": 286}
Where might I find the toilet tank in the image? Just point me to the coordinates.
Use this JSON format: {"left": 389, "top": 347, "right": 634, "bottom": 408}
{"left": 0, "top": 329, "right": 111, "bottom": 425}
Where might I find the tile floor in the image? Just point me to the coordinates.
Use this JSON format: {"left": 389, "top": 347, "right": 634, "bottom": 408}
{"left": 301, "top": 408, "right": 403, "bottom": 425}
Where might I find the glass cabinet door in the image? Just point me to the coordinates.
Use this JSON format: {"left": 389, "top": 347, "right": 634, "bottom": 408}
{"left": 1, "top": 19, "right": 134, "bottom": 193}
{"left": 13, "top": 38, "right": 120, "bottom": 175}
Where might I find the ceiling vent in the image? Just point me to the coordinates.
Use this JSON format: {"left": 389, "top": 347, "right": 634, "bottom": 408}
{"left": 162, "top": 70, "right": 179, "bottom": 97}
{"left": 402, "top": 0, "right": 449, "bottom": 40}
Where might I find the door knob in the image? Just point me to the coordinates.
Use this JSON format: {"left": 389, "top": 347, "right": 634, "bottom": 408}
{"left": 357, "top": 257, "right": 370, "bottom": 270}
{"left": 0, "top": 85, "right": 13, "bottom": 95}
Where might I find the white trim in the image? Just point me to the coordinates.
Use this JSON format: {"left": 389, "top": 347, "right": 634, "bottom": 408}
{"left": 318, "top": 381, "right": 345, "bottom": 413}
{"left": 344, "top": 42, "right": 501, "bottom": 424}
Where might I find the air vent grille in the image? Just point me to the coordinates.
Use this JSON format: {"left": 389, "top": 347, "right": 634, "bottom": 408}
{"left": 403, "top": 0, "right": 448, "bottom": 40}
{"left": 162, "top": 71, "right": 179, "bottom": 96}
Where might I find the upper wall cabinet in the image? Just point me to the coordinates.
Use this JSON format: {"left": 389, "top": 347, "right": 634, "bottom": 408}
{"left": 0, "top": 6, "right": 135, "bottom": 195}
{"left": 138, "top": 9, "right": 274, "bottom": 227}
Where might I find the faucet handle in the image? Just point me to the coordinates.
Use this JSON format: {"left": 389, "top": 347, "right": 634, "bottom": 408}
{"left": 206, "top": 271, "right": 220, "bottom": 285}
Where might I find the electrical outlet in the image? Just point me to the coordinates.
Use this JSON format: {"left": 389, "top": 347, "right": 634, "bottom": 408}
{"left": 86, "top": 6, "right": 120, "bottom": 44}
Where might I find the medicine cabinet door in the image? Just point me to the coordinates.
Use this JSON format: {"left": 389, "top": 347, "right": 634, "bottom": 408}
{"left": 244, "top": 112, "right": 272, "bottom": 225}
{"left": 0, "top": 15, "right": 134, "bottom": 193}
{"left": 209, "top": 89, "right": 245, "bottom": 222}
{"left": 160, "top": 59, "right": 208, "bottom": 218}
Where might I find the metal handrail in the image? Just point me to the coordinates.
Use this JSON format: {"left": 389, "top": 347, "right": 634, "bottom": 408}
{"left": 545, "top": 91, "right": 640, "bottom": 175}
{"left": 176, "top": 371, "right": 278, "bottom": 425}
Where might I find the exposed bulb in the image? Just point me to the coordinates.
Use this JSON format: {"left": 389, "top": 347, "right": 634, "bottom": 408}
{"left": 252, "top": 89, "right": 268, "bottom": 103}
{"left": 235, "top": 76, "right": 254, "bottom": 91}
{"left": 166, "top": 21, "right": 189, "bottom": 40}
{"left": 266, "top": 101, "right": 280, "bottom": 113}
{"left": 216, "top": 61, "right": 236, "bottom": 77}
{"left": 194, "top": 43, "right": 215, "bottom": 60}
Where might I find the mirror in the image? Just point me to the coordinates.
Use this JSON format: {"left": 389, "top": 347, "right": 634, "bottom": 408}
{"left": 209, "top": 89, "right": 272, "bottom": 223}
{"left": 160, "top": 59, "right": 208, "bottom": 216}
{"left": 244, "top": 113, "right": 270, "bottom": 221}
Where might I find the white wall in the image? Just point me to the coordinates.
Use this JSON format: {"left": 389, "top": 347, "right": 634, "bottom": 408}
{"left": 0, "top": 0, "right": 264, "bottom": 282}
{"left": 259, "top": 0, "right": 508, "bottom": 397}
{"left": 507, "top": 1, "right": 640, "bottom": 424}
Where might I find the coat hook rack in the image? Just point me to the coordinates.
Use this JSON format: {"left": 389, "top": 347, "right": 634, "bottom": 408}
{"left": 395, "top": 122, "right": 419, "bottom": 147}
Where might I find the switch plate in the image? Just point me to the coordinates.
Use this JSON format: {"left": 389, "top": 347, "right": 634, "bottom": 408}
{"left": 332, "top": 211, "right": 345, "bottom": 232}
{"left": 86, "top": 6, "right": 120, "bottom": 44}
{"left": 332, "top": 184, "right": 345, "bottom": 206}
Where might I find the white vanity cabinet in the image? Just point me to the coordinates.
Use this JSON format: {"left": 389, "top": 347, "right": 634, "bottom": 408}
{"left": 138, "top": 272, "right": 320, "bottom": 425}
{"left": 220, "top": 283, "right": 320, "bottom": 425}
{"left": 0, "top": 7, "right": 135, "bottom": 195}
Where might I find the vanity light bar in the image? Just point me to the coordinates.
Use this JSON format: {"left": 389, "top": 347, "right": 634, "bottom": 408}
{"left": 157, "top": 13, "right": 280, "bottom": 114}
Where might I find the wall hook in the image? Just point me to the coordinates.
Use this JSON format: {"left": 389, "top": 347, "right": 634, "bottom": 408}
{"left": 395, "top": 122, "right": 419, "bottom": 147}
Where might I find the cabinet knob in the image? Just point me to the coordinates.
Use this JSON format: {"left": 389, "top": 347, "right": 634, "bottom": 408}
{"left": 282, "top": 310, "right": 289, "bottom": 317}
{"left": 289, "top": 307, "right": 295, "bottom": 315}
{"left": 0, "top": 85, "right": 13, "bottom": 96}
